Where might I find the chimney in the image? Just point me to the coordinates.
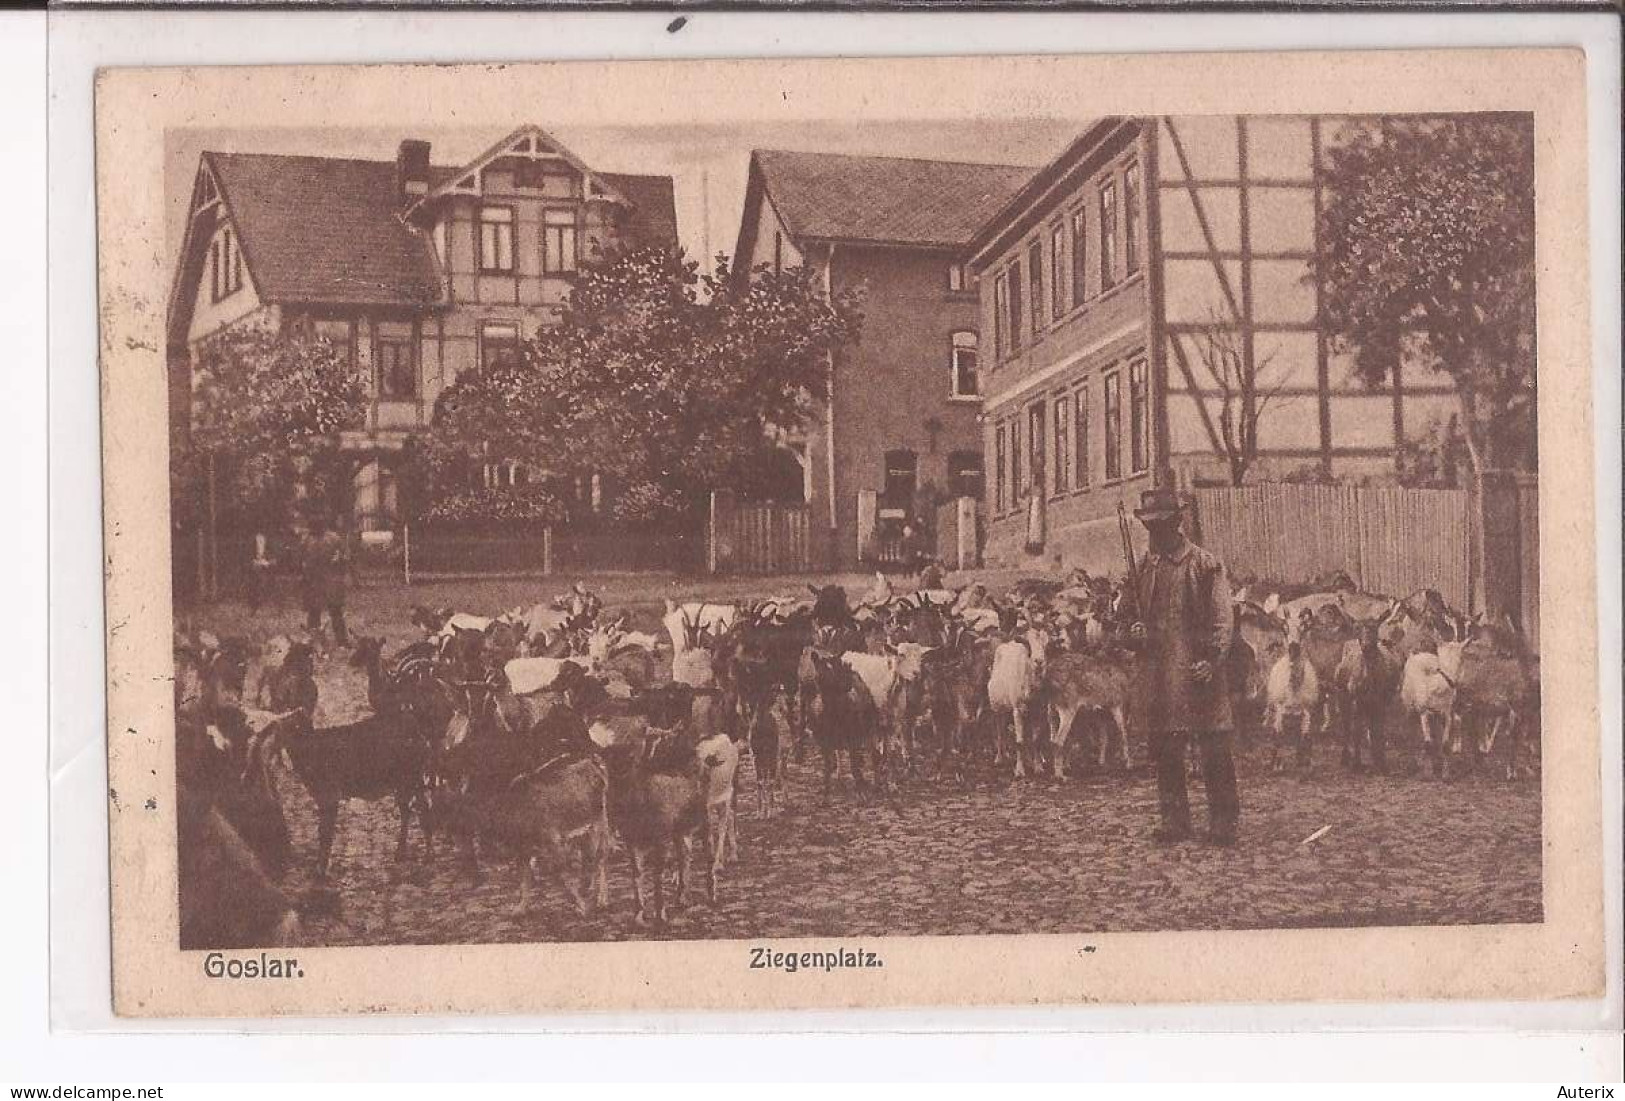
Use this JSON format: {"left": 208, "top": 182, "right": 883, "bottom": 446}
{"left": 397, "top": 139, "right": 431, "bottom": 204}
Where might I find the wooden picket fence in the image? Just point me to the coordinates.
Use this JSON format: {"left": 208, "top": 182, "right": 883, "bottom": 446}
{"left": 1189, "top": 483, "right": 1474, "bottom": 612}
{"left": 708, "top": 493, "right": 812, "bottom": 574}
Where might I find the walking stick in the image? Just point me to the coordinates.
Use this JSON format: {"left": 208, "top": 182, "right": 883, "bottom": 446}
{"left": 1117, "top": 500, "right": 1142, "bottom": 621}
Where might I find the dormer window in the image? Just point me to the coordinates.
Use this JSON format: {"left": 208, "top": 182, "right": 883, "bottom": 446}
{"left": 209, "top": 225, "right": 242, "bottom": 303}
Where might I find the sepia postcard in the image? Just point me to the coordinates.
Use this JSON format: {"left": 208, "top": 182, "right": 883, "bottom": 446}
{"left": 95, "top": 47, "right": 1604, "bottom": 1017}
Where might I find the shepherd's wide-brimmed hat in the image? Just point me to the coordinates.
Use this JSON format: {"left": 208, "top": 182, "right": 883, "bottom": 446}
{"left": 1133, "top": 487, "right": 1184, "bottom": 523}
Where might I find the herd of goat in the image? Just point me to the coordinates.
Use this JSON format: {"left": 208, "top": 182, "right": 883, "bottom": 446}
{"left": 171, "top": 569, "right": 1538, "bottom": 951}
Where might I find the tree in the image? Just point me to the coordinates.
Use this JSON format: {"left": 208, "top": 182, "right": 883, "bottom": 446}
{"left": 1316, "top": 114, "right": 1536, "bottom": 607}
{"left": 426, "top": 246, "right": 863, "bottom": 529}
{"left": 183, "top": 324, "right": 368, "bottom": 531}
{"left": 1190, "top": 311, "right": 1289, "bottom": 486}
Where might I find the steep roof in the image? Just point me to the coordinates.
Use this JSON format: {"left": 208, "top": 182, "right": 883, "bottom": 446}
{"left": 599, "top": 172, "right": 680, "bottom": 252}
{"left": 751, "top": 149, "right": 1039, "bottom": 249}
{"left": 206, "top": 152, "right": 443, "bottom": 307}
{"left": 201, "top": 151, "right": 681, "bottom": 309}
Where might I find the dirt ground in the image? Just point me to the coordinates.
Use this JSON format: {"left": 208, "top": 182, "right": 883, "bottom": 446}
{"left": 191, "top": 571, "right": 1544, "bottom": 944}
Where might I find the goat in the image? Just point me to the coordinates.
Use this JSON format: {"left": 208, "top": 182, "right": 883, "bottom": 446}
{"left": 840, "top": 649, "right": 904, "bottom": 775}
{"left": 986, "top": 636, "right": 1040, "bottom": 779}
{"left": 746, "top": 694, "right": 787, "bottom": 818}
{"left": 1334, "top": 618, "right": 1403, "bottom": 772}
{"left": 1451, "top": 616, "right": 1537, "bottom": 780}
{"left": 936, "top": 628, "right": 996, "bottom": 777}
{"left": 266, "top": 705, "right": 435, "bottom": 886}
{"left": 602, "top": 727, "right": 725, "bottom": 925}
{"left": 803, "top": 648, "right": 882, "bottom": 799}
{"left": 1264, "top": 602, "right": 1321, "bottom": 773}
{"left": 1041, "top": 646, "right": 1135, "bottom": 778}
{"left": 435, "top": 706, "right": 610, "bottom": 918}
{"left": 662, "top": 600, "right": 737, "bottom": 657}
{"left": 1402, "top": 643, "right": 1462, "bottom": 778}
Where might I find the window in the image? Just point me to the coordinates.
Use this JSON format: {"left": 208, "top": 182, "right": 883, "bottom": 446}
{"left": 948, "top": 450, "right": 985, "bottom": 501}
{"left": 308, "top": 318, "right": 355, "bottom": 368}
{"left": 374, "top": 325, "right": 417, "bottom": 399}
{"left": 543, "top": 209, "right": 578, "bottom": 274}
{"left": 1070, "top": 207, "right": 1089, "bottom": 308}
{"left": 1026, "top": 402, "right": 1046, "bottom": 497}
{"left": 992, "top": 272, "right": 1008, "bottom": 357}
{"left": 773, "top": 232, "right": 783, "bottom": 275}
{"left": 1028, "top": 240, "right": 1045, "bottom": 330}
{"left": 1011, "top": 416, "right": 1024, "bottom": 499}
{"left": 479, "top": 322, "right": 521, "bottom": 374}
{"left": 949, "top": 331, "right": 979, "bottom": 398}
{"left": 1124, "top": 161, "right": 1142, "bottom": 276}
{"left": 1074, "top": 385, "right": 1091, "bottom": 489}
{"left": 1007, "top": 260, "right": 1024, "bottom": 353}
{"left": 1052, "top": 393, "right": 1072, "bottom": 495}
{"left": 1099, "top": 181, "right": 1118, "bottom": 291}
{"left": 1104, "top": 371, "right": 1123, "bottom": 481}
{"left": 1129, "top": 357, "right": 1150, "bottom": 473}
{"left": 432, "top": 220, "right": 448, "bottom": 268}
{"left": 515, "top": 162, "right": 579, "bottom": 198}
{"left": 882, "top": 449, "right": 918, "bottom": 512}
{"left": 993, "top": 424, "right": 1007, "bottom": 514}
{"left": 948, "top": 263, "right": 967, "bottom": 292}
{"left": 479, "top": 206, "right": 515, "bottom": 273}
{"left": 210, "top": 226, "right": 242, "bottom": 303}
{"left": 482, "top": 461, "right": 528, "bottom": 489}
{"left": 1050, "top": 224, "right": 1066, "bottom": 318}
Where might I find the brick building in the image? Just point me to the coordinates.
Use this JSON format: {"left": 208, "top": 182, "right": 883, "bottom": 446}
{"left": 967, "top": 115, "right": 1468, "bottom": 574}
{"left": 167, "top": 125, "right": 678, "bottom": 536}
{"left": 732, "top": 149, "right": 1035, "bottom": 569}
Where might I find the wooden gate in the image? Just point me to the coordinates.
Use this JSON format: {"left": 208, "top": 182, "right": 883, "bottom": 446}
{"left": 708, "top": 492, "right": 811, "bottom": 574}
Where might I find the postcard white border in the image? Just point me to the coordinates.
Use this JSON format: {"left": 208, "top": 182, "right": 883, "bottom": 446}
{"left": 35, "top": 8, "right": 1621, "bottom": 1060}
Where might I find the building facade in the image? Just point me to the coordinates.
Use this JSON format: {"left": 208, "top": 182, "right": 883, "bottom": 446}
{"left": 167, "top": 126, "right": 678, "bottom": 535}
{"left": 967, "top": 115, "right": 1466, "bottom": 574}
{"left": 733, "top": 149, "right": 1035, "bottom": 569}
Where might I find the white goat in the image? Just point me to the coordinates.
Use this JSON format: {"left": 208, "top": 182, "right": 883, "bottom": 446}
{"left": 1402, "top": 642, "right": 1463, "bottom": 779}
{"left": 987, "top": 638, "right": 1039, "bottom": 778}
{"left": 661, "top": 601, "right": 736, "bottom": 655}
{"left": 1263, "top": 600, "right": 1321, "bottom": 772}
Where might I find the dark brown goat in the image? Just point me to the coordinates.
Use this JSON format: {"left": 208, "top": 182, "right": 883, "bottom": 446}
{"left": 268, "top": 707, "right": 434, "bottom": 885}
{"left": 802, "top": 648, "right": 883, "bottom": 799}
{"left": 602, "top": 729, "right": 715, "bottom": 926}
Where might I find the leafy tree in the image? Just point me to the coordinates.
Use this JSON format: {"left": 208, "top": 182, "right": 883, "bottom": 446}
{"left": 182, "top": 324, "right": 368, "bottom": 531}
{"left": 426, "top": 246, "right": 863, "bottom": 530}
{"left": 1316, "top": 113, "right": 1536, "bottom": 604}
{"left": 1396, "top": 413, "right": 1470, "bottom": 490}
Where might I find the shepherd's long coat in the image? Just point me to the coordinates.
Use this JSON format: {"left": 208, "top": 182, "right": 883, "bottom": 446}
{"left": 1133, "top": 539, "right": 1234, "bottom": 733}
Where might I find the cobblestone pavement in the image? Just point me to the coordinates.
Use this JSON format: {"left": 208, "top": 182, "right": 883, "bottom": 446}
{"left": 275, "top": 729, "right": 1541, "bottom": 946}
{"left": 200, "top": 583, "right": 1542, "bottom": 946}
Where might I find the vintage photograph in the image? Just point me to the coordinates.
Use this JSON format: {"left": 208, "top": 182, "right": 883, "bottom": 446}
{"left": 97, "top": 51, "right": 1603, "bottom": 1014}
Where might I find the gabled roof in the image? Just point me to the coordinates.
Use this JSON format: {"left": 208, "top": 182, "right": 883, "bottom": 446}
{"left": 749, "top": 149, "right": 1039, "bottom": 250}
{"left": 406, "top": 124, "right": 631, "bottom": 216}
{"left": 174, "top": 143, "right": 681, "bottom": 332}
{"left": 207, "top": 152, "right": 443, "bottom": 307}
{"left": 965, "top": 117, "right": 1134, "bottom": 268}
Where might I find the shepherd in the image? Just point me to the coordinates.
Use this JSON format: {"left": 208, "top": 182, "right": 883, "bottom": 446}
{"left": 1124, "top": 488, "right": 1241, "bottom": 847}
